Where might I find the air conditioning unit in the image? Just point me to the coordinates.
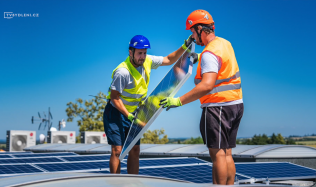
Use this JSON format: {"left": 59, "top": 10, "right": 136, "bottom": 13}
{"left": 6, "top": 130, "right": 36, "bottom": 152}
{"left": 47, "top": 131, "right": 75, "bottom": 144}
{"left": 81, "top": 131, "right": 108, "bottom": 144}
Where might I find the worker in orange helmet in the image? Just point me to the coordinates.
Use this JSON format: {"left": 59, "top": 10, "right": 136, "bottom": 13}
{"left": 160, "top": 10, "right": 243, "bottom": 185}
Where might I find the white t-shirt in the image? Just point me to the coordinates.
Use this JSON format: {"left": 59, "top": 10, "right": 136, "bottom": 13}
{"left": 200, "top": 52, "right": 243, "bottom": 108}
{"left": 110, "top": 55, "right": 163, "bottom": 107}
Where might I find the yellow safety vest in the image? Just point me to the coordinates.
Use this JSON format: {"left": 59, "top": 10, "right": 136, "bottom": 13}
{"left": 107, "top": 56, "right": 152, "bottom": 113}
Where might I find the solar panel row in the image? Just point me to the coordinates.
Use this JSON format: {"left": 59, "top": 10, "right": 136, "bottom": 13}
{"left": 0, "top": 154, "right": 111, "bottom": 164}
{"left": 0, "top": 155, "right": 13, "bottom": 159}
{"left": 0, "top": 164, "right": 43, "bottom": 175}
{"left": 12, "top": 152, "right": 77, "bottom": 158}
{"left": 36, "top": 161, "right": 112, "bottom": 172}
{"left": 235, "top": 162, "right": 316, "bottom": 179}
{"left": 93, "top": 164, "right": 250, "bottom": 183}
{"left": 0, "top": 154, "right": 315, "bottom": 185}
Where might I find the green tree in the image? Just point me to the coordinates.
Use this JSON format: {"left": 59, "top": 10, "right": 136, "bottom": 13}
{"left": 286, "top": 138, "right": 296, "bottom": 145}
{"left": 183, "top": 137, "right": 204, "bottom": 144}
{"left": 141, "top": 128, "right": 169, "bottom": 144}
{"left": 275, "top": 133, "right": 286, "bottom": 144}
{"left": 269, "top": 133, "right": 277, "bottom": 144}
{"left": 66, "top": 92, "right": 107, "bottom": 142}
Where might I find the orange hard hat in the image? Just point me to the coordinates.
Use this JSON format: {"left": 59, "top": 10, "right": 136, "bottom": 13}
{"left": 186, "top": 10, "right": 214, "bottom": 30}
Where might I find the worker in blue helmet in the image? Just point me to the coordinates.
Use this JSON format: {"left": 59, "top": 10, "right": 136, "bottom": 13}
{"left": 104, "top": 35, "right": 195, "bottom": 174}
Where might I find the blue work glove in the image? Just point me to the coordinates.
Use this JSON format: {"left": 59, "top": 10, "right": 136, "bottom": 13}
{"left": 182, "top": 35, "right": 195, "bottom": 50}
{"left": 159, "top": 97, "right": 182, "bottom": 111}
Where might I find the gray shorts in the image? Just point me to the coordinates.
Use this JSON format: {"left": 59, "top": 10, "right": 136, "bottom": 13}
{"left": 200, "top": 103, "right": 244, "bottom": 149}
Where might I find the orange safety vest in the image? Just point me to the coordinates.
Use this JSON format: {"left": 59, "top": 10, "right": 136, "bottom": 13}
{"left": 194, "top": 37, "right": 242, "bottom": 104}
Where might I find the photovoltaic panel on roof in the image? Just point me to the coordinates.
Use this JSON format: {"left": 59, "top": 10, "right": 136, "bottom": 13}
{"left": 35, "top": 161, "right": 118, "bottom": 172}
{"left": 119, "top": 44, "right": 194, "bottom": 161}
{"left": 139, "top": 158, "right": 207, "bottom": 167}
{"left": 61, "top": 155, "right": 111, "bottom": 162}
{"left": 130, "top": 165, "right": 250, "bottom": 183}
{"left": 13, "top": 152, "right": 77, "bottom": 158}
{"left": 0, "top": 155, "right": 13, "bottom": 159}
{"left": 93, "top": 165, "right": 250, "bottom": 183}
{"left": 235, "top": 162, "right": 316, "bottom": 179}
{"left": 0, "top": 157, "right": 63, "bottom": 164}
{"left": 0, "top": 164, "right": 43, "bottom": 175}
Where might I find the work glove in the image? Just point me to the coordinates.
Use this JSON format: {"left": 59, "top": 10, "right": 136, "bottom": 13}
{"left": 127, "top": 113, "right": 146, "bottom": 126}
{"left": 159, "top": 97, "right": 182, "bottom": 111}
{"left": 189, "top": 52, "right": 200, "bottom": 64}
{"left": 182, "top": 35, "right": 195, "bottom": 51}
{"left": 127, "top": 113, "right": 135, "bottom": 122}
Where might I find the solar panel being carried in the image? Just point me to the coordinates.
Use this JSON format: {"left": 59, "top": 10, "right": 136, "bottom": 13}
{"left": 120, "top": 43, "right": 195, "bottom": 161}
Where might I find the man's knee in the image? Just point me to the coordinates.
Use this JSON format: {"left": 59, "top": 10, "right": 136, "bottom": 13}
{"left": 209, "top": 148, "right": 226, "bottom": 160}
{"left": 112, "top": 146, "right": 122, "bottom": 158}
{"left": 129, "top": 145, "right": 140, "bottom": 156}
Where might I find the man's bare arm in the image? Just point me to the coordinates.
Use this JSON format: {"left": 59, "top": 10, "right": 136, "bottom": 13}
{"left": 111, "top": 90, "right": 129, "bottom": 117}
{"left": 180, "top": 72, "right": 217, "bottom": 105}
{"left": 161, "top": 47, "right": 185, "bottom": 66}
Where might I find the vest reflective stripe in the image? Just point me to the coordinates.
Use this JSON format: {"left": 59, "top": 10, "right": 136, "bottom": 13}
{"left": 121, "top": 90, "right": 144, "bottom": 99}
{"left": 208, "top": 84, "right": 241, "bottom": 95}
{"left": 120, "top": 97, "right": 140, "bottom": 106}
{"left": 195, "top": 37, "right": 242, "bottom": 104}
{"left": 107, "top": 56, "right": 152, "bottom": 113}
{"left": 215, "top": 71, "right": 240, "bottom": 85}
{"left": 194, "top": 71, "right": 240, "bottom": 86}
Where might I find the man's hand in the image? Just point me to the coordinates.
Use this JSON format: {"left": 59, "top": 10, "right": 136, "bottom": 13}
{"left": 128, "top": 113, "right": 146, "bottom": 126}
{"left": 159, "top": 97, "right": 182, "bottom": 111}
{"left": 127, "top": 113, "right": 135, "bottom": 122}
{"left": 189, "top": 52, "right": 200, "bottom": 64}
{"left": 182, "top": 35, "right": 195, "bottom": 50}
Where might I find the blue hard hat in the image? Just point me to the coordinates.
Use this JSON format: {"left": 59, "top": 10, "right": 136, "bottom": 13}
{"left": 129, "top": 35, "right": 151, "bottom": 49}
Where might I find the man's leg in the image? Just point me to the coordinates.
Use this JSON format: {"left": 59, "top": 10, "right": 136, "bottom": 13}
{"left": 110, "top": 145, "right": 122, "bottom": 173}
{"left": 226, "top": 148, "right": 236, "bottom": 185}
{"left": 209, "top": 148, "right": 228, "bottom": 185}
{"left": 127, "top": 145, "right": 140, "bottom": 174}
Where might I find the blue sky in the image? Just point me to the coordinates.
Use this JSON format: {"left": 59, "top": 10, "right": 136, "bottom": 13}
{"left": 1, "top": 0, "right": 315, "bottom": 139}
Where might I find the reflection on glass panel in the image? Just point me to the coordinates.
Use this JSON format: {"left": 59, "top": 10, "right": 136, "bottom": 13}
{"left": 119, "top": 44, "right": 195, "bottom": 160}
